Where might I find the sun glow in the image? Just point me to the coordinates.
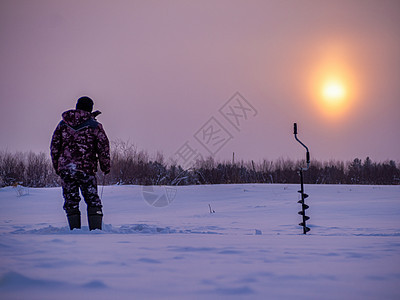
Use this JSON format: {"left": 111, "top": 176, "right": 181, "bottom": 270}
{"left": 315, "top": 73, "right": 354, "bottom": 119}
{"left": 309, "top": 54, "right": 357, "bottom": 120}
{"left": 305, "top": 41, "right": 361, "bottom": 122}
{"left": 321, "top": 79, "right": 347, "bottom": 106}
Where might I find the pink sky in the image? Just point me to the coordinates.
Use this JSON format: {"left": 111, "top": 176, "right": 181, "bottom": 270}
{"left": 1, "top": 0, "right": 399, "bottom": 163}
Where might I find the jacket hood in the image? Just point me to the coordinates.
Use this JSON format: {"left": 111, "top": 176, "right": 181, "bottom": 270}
{"left": 62, "top": 109, "right": 94, "bottom": 127}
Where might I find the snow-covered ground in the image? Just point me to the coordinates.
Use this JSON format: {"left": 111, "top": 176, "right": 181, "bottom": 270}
{"left": 1, "top": 184, "right": 399, "bottom": 299}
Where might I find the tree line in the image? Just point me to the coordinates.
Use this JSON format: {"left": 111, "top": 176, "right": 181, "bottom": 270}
{"left": 0, "top": 144, "right": 399, "bottom": 188}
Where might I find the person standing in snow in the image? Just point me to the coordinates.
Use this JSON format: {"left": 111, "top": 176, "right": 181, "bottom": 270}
{"left": 50, "top": 96, "right": 110, "bottom": 230}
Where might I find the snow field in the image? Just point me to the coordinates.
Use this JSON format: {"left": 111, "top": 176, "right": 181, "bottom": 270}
{"left": 0, "top": 184, "right": 399, "bottom": 299}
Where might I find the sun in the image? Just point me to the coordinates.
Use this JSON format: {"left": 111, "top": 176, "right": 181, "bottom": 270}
{"left": 309, "top": 67, "right": 355, "bottom": 120}
{"left": 307, "top": 43, "right": 359, "bottom": 121}
{"left": 321, "top": 80, "right": 347, "bottom": 106}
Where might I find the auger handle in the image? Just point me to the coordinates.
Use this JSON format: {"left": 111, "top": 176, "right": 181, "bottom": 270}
{"left": 293, "top": 123, "right": 310, "bottom": 170}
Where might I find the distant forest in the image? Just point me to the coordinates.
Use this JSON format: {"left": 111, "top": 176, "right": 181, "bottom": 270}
{"left": 1, "top": 142, "right": 399, "bottom": 188}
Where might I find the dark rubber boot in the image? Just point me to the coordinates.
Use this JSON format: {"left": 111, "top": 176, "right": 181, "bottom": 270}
{"left": 87, "top": 206, "right": 103, "bottom": 231}
{"left": 66, "top": 208, "right": 81, "bottom": 230}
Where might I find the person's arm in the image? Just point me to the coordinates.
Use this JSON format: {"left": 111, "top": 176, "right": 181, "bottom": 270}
{"left": 50, "top": 122, "right": 63, "bottom": 175}
{"left": 96, "top": 124, "right": 111, "bottom": 174}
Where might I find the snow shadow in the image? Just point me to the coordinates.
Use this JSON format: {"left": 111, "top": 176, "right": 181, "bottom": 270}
{"left": 9, "top": 224, "right": 223, "bottom": 235}
{"left": 0, "top": 271, "right": 108, "bottom": 290}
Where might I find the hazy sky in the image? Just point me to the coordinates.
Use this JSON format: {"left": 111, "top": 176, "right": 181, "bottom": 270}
{"left": 1, "top": 0, "right": 399, "bottom": 164}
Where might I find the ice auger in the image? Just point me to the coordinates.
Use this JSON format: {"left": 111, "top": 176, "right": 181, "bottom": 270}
{"left": 293, "top": 123, "right": 311, "bottom": 234}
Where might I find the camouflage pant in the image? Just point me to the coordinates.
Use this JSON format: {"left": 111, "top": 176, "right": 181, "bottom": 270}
{"left": 60, "top": 170, "right": 102, "bottom": 212}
